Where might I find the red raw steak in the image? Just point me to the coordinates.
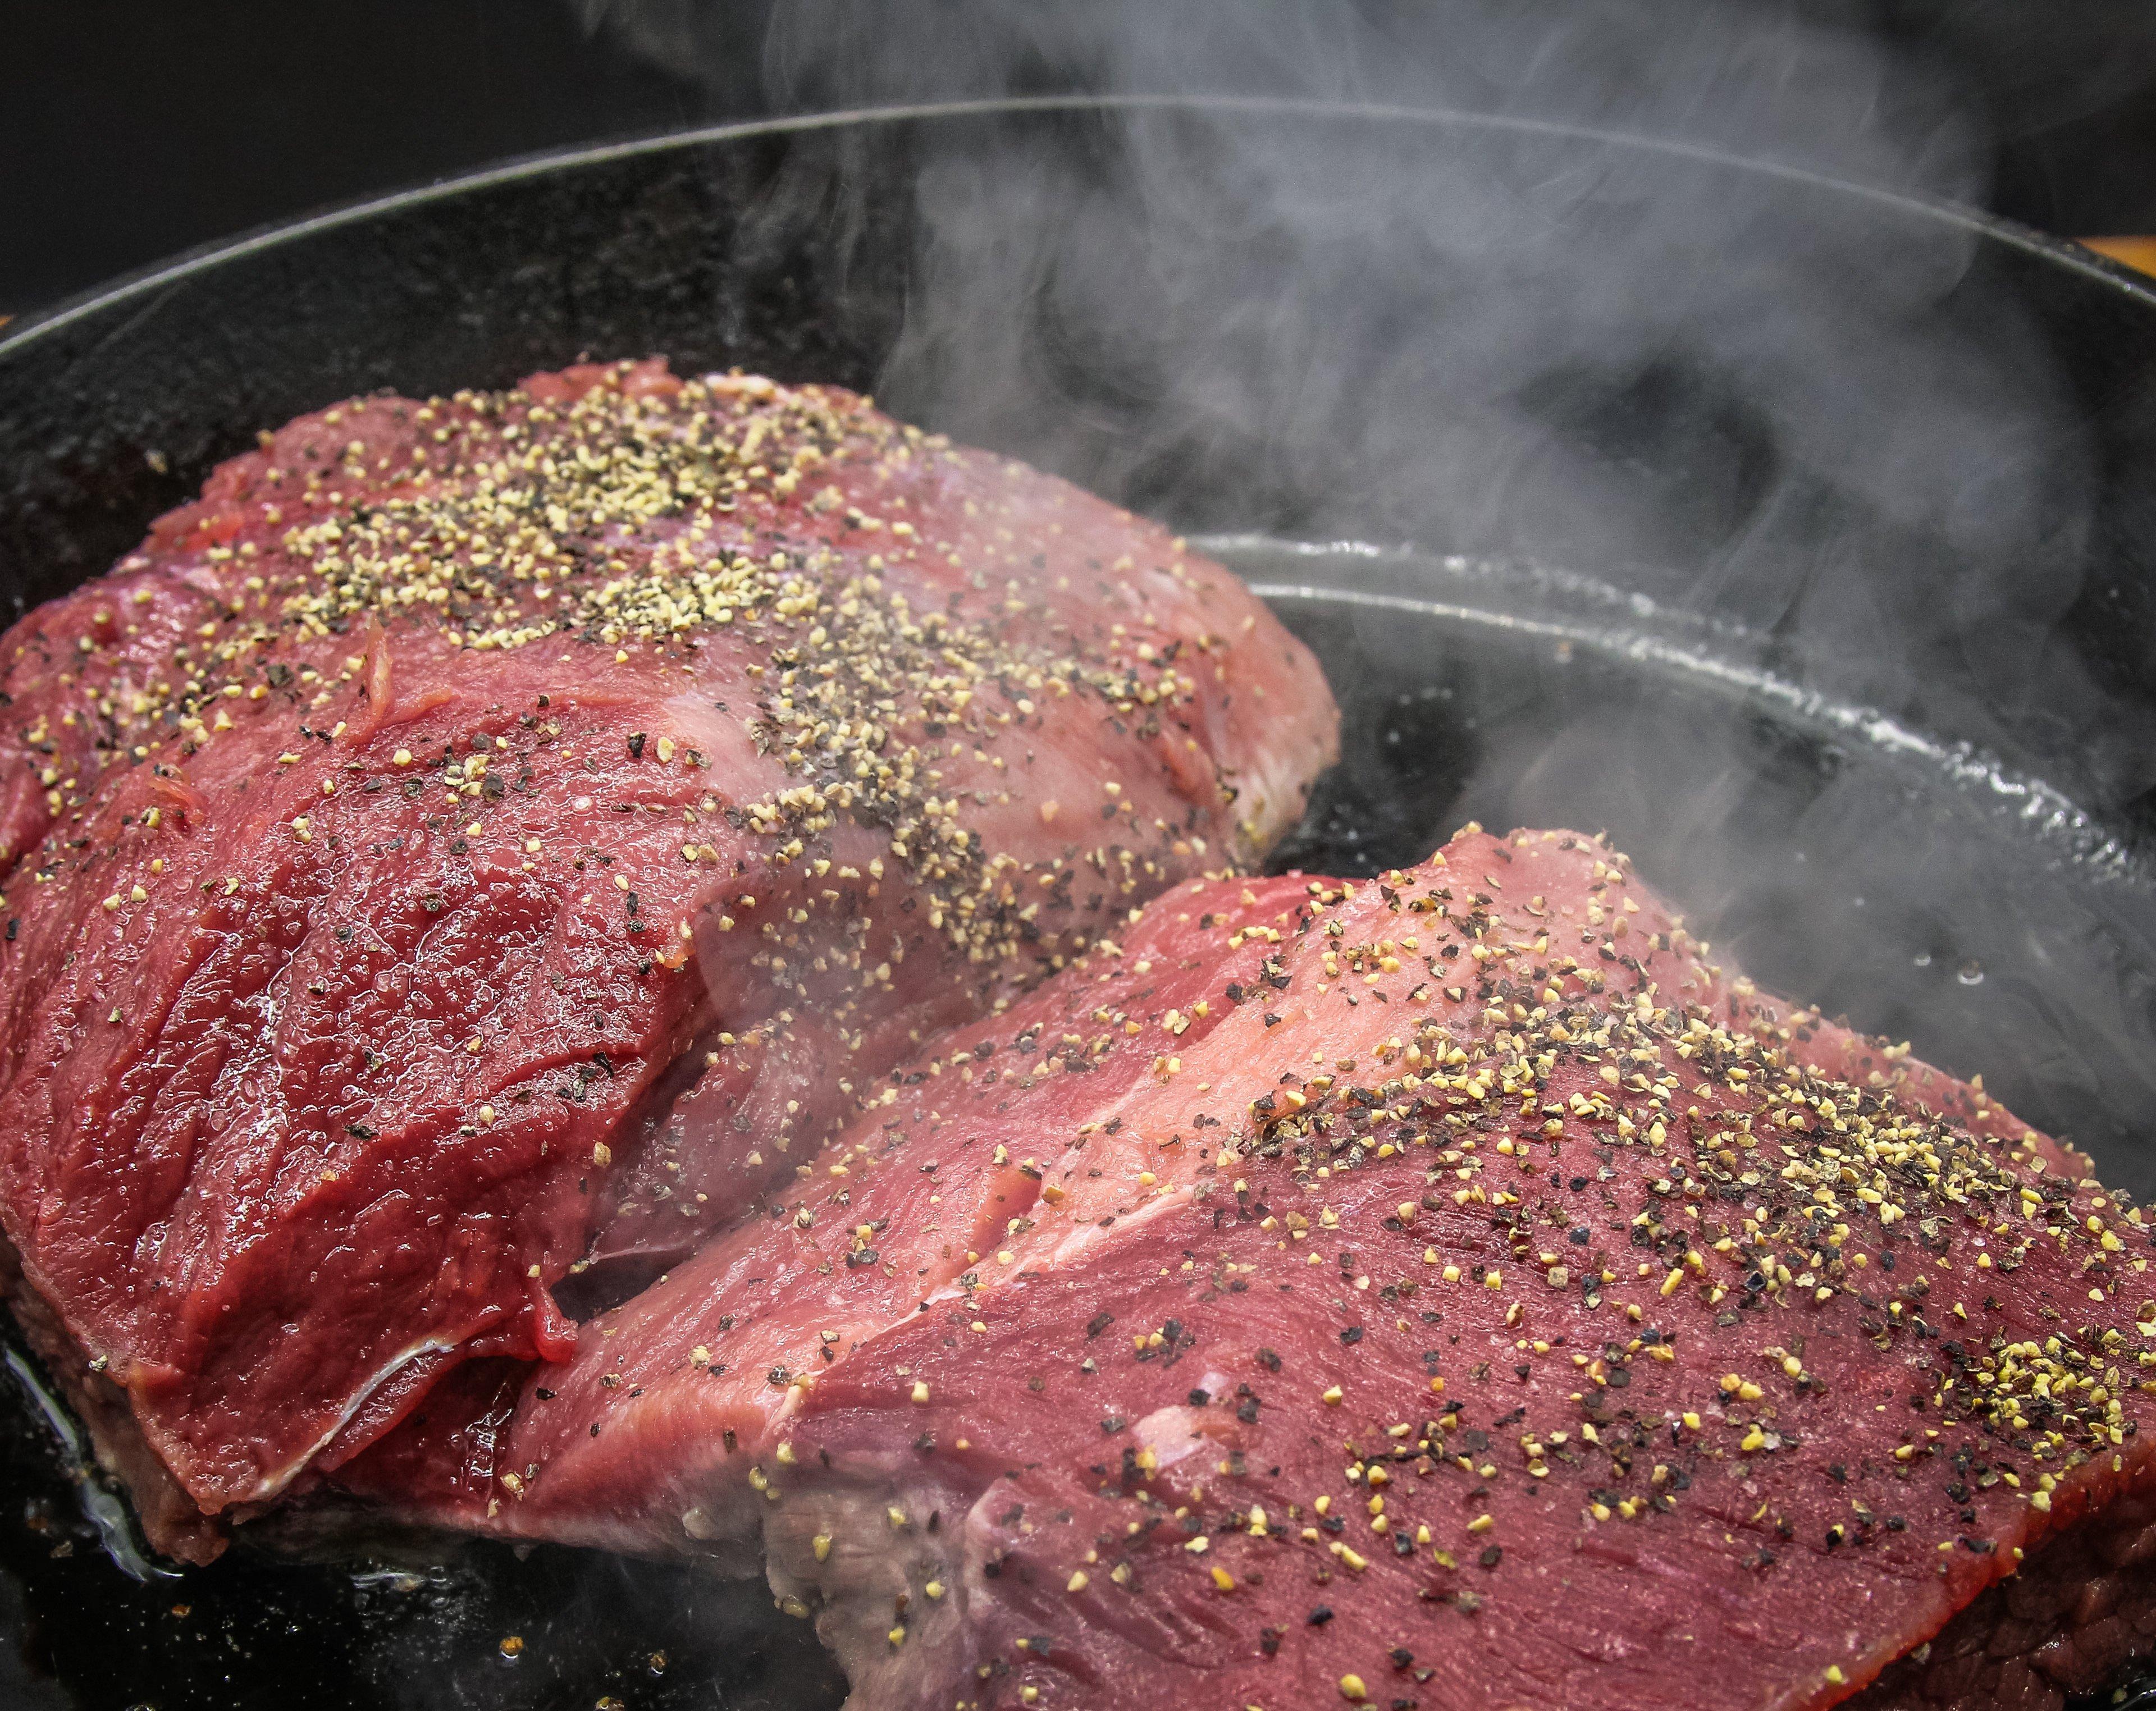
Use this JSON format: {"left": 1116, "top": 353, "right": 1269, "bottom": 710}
{"left": 0, "top": 360, "right": 1336, "bottom": 1557}
{"left": 349, "top": 827, "right": 2156, "bottom": 1711}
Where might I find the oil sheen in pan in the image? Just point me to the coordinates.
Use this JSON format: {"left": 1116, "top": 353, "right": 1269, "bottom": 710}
{"left": 3, "top": 559, "right": 2155, "bottom": 1711}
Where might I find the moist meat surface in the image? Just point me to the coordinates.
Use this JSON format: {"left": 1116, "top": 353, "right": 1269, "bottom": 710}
{"left": 0, "top": 360, "right": 1336, "bottom": 1554}
{"left": 348, "top": 827, "right": 2156, "bottom": 1711}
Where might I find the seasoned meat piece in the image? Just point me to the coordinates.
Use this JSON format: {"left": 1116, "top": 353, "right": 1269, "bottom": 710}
{"left": 350, "top": 827, "right": 2156, "bottom": 1710}
{"left": 0, "top": 360, "right": 1336, "bottom": 1557}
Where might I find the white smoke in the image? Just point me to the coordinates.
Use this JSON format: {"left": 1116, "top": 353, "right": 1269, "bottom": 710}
{"left": 551, "top": 0, "right": 2156, "bottom": 1168}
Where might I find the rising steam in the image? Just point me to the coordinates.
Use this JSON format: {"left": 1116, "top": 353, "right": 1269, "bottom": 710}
{"left": 557, "top": 0, "right": 2156, "bottom": 1178}
{"left": 575, "top": 0, "right": 2146, "bottom": 805}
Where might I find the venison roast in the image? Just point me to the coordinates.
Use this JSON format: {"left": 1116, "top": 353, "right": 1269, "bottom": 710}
{"left": 346, "top": 826, "right": 2156, "bottom": 1710}
{"left": 0, "top": 360, "right": 1336, "bottom": 1560}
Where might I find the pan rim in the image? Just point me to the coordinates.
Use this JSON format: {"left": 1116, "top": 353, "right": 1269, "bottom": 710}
{"left": 1213, "top": 541, "right": 2142, "bottom": 883}
{"left": 4, "top": 92, "right": 2155, "bottom": 362}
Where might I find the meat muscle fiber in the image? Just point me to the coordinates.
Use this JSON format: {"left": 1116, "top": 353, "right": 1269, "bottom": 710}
{"left": 0, "top": 360, "right": 1336, "bottom": 1557}
{"left": 349, "top": 827, "right": 2156, "bottom": 1710}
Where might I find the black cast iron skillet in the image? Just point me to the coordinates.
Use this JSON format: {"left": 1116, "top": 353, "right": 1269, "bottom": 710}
{"left": 4, "top": 96, "right": 2156, "bottom": 1710}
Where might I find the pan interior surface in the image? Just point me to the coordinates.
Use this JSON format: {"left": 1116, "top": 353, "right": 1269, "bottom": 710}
{"left": 1, "top": 567, "right": 2153, "bottom": 1709}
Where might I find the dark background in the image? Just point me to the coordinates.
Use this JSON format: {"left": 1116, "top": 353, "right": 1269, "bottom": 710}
{"left": 6, "top": 0, "right": 2156, "bottom": 320}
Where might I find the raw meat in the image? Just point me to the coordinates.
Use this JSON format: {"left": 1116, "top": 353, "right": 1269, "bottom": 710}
{"left": 349, "top": 827, "right": 2156, "bottom": 1711}
{"left": 0, "top": 360, "right": 1336, "bottom": 1557}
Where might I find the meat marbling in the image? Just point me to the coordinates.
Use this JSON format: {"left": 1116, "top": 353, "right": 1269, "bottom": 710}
{"left": 0, "top": 360, "right": 1336, "bottom": 1558}
{"left": 345, "top": 826, "right": 2156, "bottom": 1710}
